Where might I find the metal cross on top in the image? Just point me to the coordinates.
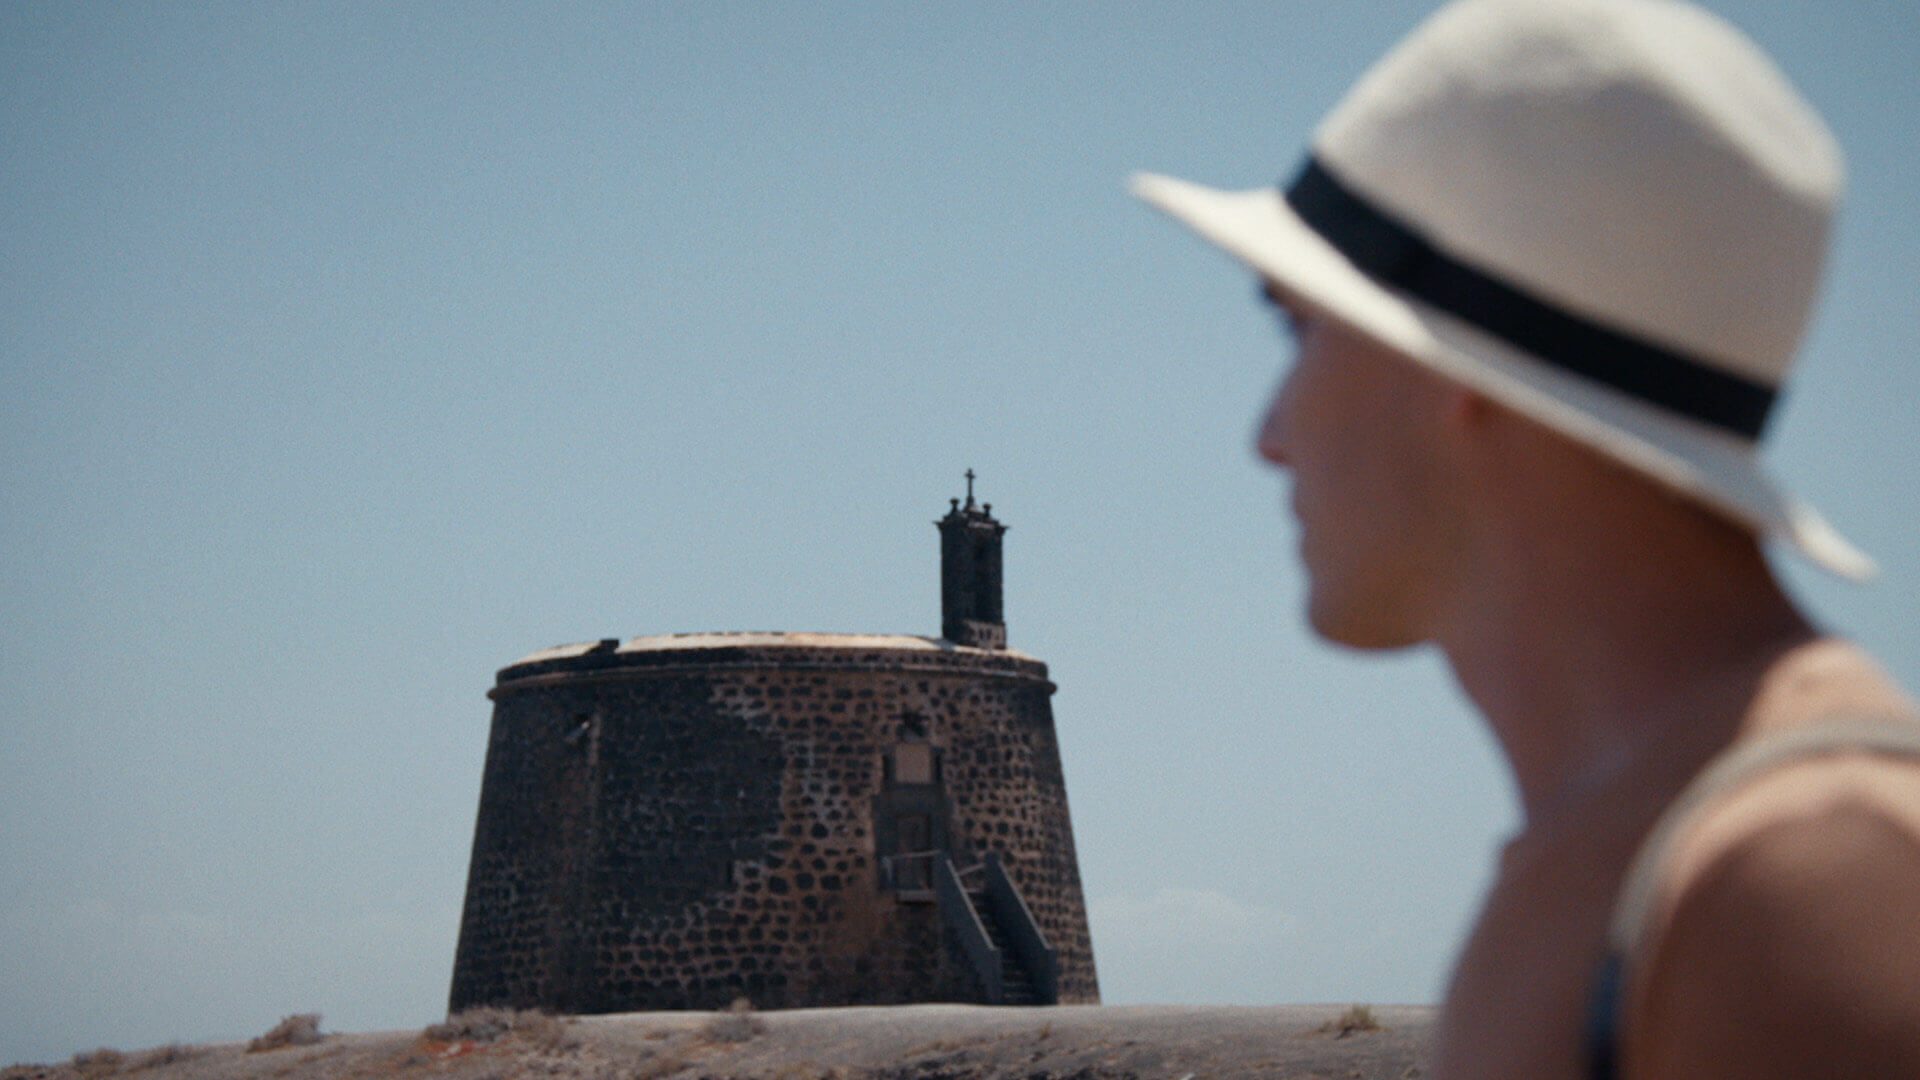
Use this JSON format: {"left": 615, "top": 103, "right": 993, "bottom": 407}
{"left": 964, "top": 469, "right": 976, "bottom": 507}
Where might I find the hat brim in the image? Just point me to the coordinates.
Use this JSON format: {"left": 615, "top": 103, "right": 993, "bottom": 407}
{"left": 1131, "top": 172, "right": 1873, "bottom": 581}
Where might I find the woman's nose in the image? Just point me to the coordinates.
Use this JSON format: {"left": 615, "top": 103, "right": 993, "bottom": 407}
{"left": 1255, "top": 379, "right": 1292, "bottom": 467}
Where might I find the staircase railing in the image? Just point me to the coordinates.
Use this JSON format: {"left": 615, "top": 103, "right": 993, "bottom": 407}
{"left": 982, "top": 852, "right": 1059, "bottom": 1004}
{"left": 933, "top": 853, "right": 1004, "bottom": 1003}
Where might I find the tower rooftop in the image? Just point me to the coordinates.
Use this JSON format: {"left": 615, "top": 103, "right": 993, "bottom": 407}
{"left": 512, "top": 632, "right": 1040, "bottom": 665}
{"left": 495, "top": 631, "right": 1046, "bottom": 690}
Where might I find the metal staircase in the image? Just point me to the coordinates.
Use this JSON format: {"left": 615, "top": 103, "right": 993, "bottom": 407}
{"left": 969, "top": 886, "right": 1043, "bottom": 1004}
{"left": 931, "top": 851, "right": 1058, "bottom": 1005}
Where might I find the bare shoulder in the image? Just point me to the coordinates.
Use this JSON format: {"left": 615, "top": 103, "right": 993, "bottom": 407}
{"left": 1743, "top": 638, "right": 1917, "bottom": 732}
{"left": 1625, "top": 717, "right": 1920, "bottom": 1078}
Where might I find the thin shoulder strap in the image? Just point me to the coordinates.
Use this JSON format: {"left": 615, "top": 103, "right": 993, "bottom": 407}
{"left": 1587, "top": 717, "right": 1920, "bottom": 1080}
{"left": 1606, "top": 717, "right": 1920, "bottom": 957}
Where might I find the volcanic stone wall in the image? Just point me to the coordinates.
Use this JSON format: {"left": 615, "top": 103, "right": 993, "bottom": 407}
{"left": 448, "top": 634, "right": 1098, "bottom": 1013}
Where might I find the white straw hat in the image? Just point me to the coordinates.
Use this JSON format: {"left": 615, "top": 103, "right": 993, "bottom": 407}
{"left": 1133, "top": 0, "right": 1873, "bottom": 579}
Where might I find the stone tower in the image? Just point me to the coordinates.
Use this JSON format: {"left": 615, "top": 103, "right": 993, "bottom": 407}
{"left": 448, "top": 482, "right": 1098, "bottom": 1014}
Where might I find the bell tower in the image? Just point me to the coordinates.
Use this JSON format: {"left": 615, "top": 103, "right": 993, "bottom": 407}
{"left": 937, "top": 470, "right": 1007, "bottom": 650}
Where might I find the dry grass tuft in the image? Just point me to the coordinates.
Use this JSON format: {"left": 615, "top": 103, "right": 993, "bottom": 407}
{"left": 425, "top": 1007, "right": 575, "bottom": 1052}
{"left": 515, "top": 1012, "right": 575, "bottom": 1053}
{"left": 248, "top": 1014, "right": 325, "bottom": 1052}
{"left": 1320, "top": 1004, "right": 1382, "bottom": 1039}
{"left": 698, "top": 997, "right": 766, "bottom": 1044}
{"left": 70, "top": 1049, "right": 124, "bottom": 1076}
{"left": 424, "top": 1006, "right": 517, "bottom": 1044}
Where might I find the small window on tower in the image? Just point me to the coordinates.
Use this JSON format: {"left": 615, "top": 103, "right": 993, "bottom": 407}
{"left": 894, "top": 742, "right": 934, "bottom": 785}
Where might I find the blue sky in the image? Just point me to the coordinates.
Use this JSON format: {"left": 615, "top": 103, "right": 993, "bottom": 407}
{"left": 5, "top": 1, "right": 1918, "bottom": 1065}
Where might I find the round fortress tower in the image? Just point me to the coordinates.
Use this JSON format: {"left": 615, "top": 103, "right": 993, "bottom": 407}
{"left": 449, "top": 485, "right": 1098, "bottom": 1013}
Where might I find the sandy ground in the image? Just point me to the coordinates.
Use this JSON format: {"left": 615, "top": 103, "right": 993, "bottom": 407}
{"left": 6, "top": 1004, "right": 1433, "bottom": 1080}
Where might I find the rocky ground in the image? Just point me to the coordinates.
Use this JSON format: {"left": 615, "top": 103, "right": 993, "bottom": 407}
{"left": 5, "top": 1003, "right": 1433, "bottom": 1080}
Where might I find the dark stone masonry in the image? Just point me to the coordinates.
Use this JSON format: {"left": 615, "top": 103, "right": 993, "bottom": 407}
{"left": 449, "top": 486, "right": 1098, "bottom": 1014}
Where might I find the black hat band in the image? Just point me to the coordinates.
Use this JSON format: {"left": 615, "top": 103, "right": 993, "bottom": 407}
{"left": 1284, "top": 157, "right": 1776, "bottom": 439}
